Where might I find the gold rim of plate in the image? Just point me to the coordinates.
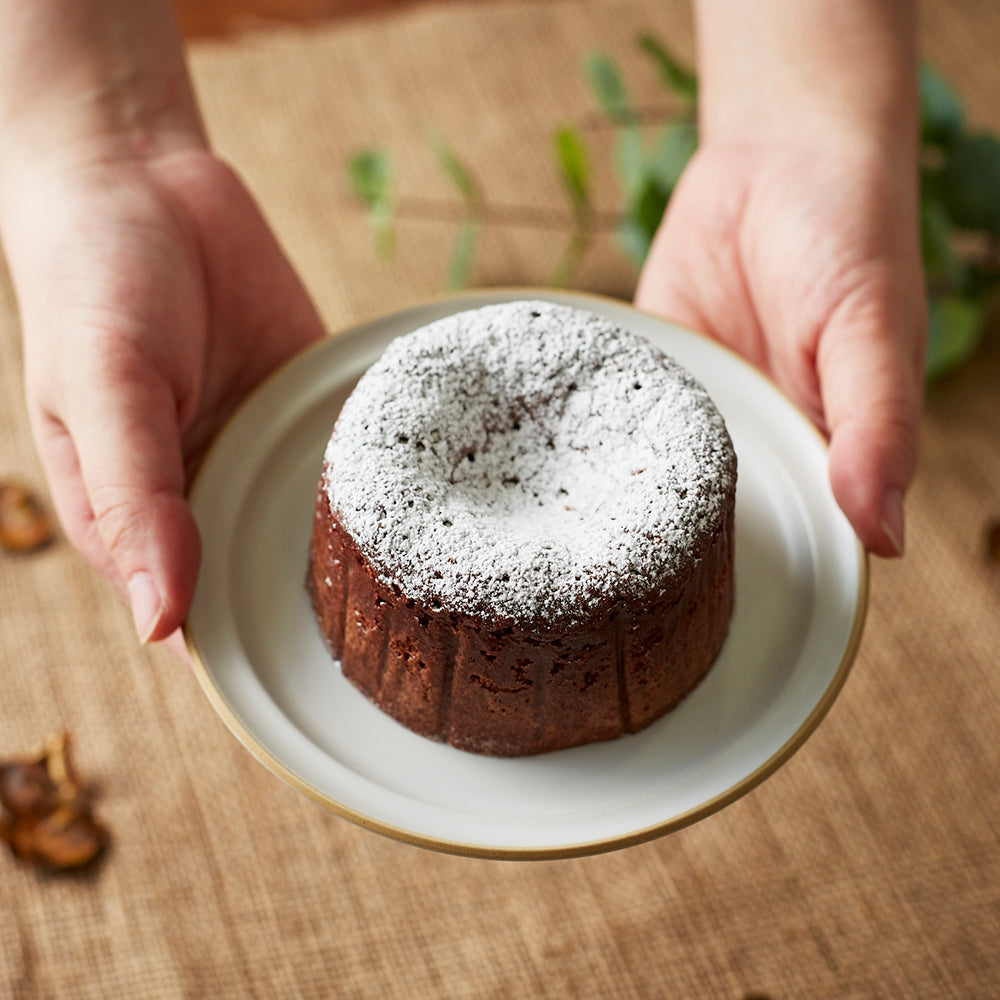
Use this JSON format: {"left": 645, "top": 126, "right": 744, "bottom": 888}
{"left": 183, "top": 286, "right": 870, "bottom": 861}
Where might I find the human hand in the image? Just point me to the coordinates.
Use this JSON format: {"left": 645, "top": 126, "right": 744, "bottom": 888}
{"left": 1, "top": 145, "right": 325, "bottom": 647}
{"left": 636, "top": 0, "right": 924, "bottom": 557}
{"left": 635, "top": 136, "right": 924, "bottom": 558}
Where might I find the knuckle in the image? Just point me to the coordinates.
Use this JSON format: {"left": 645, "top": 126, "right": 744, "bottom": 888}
{"left": 88, "top": 485, "right": 149, "bottom": 563}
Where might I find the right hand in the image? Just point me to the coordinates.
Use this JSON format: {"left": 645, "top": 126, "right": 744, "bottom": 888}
{"left": 1, "top": 143, "right": 326, "bottom": 650}
{"left": 636, "top": 137, "right": 925, "bottom": 557}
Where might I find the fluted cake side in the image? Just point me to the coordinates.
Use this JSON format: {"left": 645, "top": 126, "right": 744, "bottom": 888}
{"left": 307, "top": 300, "right": 737, "bottom": 756}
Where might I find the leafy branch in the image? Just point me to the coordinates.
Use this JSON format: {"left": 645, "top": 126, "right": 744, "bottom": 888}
{"left": 431, "top": 135, "right": 482, "bottom": 291}
{"left": 584, "top": 48, "right": 696, "bottom": 267}
{"left": 550, "top": 126, "right": 592, "bottom": 288}
{"left": 348, "top": 149, "right": 395, "bottom": 260}
{"left": 918, "top": 64, "right": 1000, "bottom": 378}
{"left": 349, "top": 35, "right": 999, "bottom": 381}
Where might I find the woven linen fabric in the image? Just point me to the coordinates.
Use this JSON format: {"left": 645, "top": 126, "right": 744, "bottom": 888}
{"left": 1, "top": 2, "right": 998, "bottom": 997}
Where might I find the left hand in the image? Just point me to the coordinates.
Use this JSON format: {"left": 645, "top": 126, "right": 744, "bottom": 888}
{"left": 3, "top": 144, "right": 326, "bottom": 651}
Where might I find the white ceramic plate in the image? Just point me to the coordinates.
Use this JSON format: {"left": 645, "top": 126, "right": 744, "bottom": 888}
{"left": 184, "top": 289, "right": 867, "bottom": 859}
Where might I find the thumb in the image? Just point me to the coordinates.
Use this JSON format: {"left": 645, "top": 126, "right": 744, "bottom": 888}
{"left": 818, "top": 295, "right": 924, "bottom": 558}
{"left": 61, "top": 351, "right": 201, "bottom": 642}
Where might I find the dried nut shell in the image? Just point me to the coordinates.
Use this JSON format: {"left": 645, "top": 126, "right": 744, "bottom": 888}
{"left": 987, "top": 519, "right": 1000, "bottom": 565}
{"left": 0, "top": 483, "right": 54, "bottom": 553}
{"left": 0, "top": 733, "right": 109, "bottom": 871}
{"left": 9, "top": 805, "right": 109, "bottom": 870}
{"left": 0, "top": 760, "right": 60, "bottom": 823}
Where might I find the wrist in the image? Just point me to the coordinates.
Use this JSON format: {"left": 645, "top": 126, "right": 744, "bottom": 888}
{"left": 0, "top": 0, "right": 205, "bottom": 192}
{"left": 694, "top": 0, "right": 919, "bottom": 160}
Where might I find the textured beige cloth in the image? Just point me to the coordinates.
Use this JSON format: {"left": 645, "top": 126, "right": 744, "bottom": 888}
{"left": 1, "top": 2, "right": 999, "bottom": 997}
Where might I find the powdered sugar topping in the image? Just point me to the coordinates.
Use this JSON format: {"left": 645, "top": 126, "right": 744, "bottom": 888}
{"left": 323, "top": 300, "right": 735, "bottom": 625}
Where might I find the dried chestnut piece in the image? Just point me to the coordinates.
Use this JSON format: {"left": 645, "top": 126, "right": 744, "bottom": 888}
{"left": 0, "top": 732, "right": 109, "bottom": 871}
{"left": 0, "top": 757, "right": 59, "bottom": 821}
{"left": 987, "top": 519, "right": 1000, "bottom": 565}
{"left": 0, "top": 482, "right": 54, "bottom": 553}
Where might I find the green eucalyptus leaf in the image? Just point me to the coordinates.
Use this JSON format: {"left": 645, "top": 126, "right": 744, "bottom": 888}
{"left": 618, "top": 218, "right": 654, "bottom": 269}
{"left": 938, "top": 132, "right": 1000, "bottom": 233}
{"left": 349, "top": 149, "right": 392, "bottom": 207}
{"left": 431, "top": 135, "right": 480, "bottom": 203}
{"left": 964, "top": 258, "right": 1000, "bottom": 299}
{"left": 551, "top": 128, "right": 591, "bottom": 287}
{"left": 638, "top": 34, "right": 698, "bottom": 103}
{"left": 428, "top": 135, "right": 480, "bottom": 289}
{"left": 549, "top": 231, "right": 589, "bottom": 289}
{"left": 585, "top": 52, "right": 633, "bottom": 125}
{"left": 447, "top": 220, "right": 478, "bottom": 291}
{"left": 554, "top": 127, "right": 590, "bottom": 213}
{"left": 349, "top": 149, "right": 396, "bottom": 260}
{"left": 371, "top": 201, "right": 396, "bottom": 260}
{"left": 648, "top": 121, "right": 698, "bottom": 191}
{"left": 920, "top": 193, "right": 967, "bottom": 292}
{"left": 615, "top": 125, "right": 646, "bottom": 200}
{"left": 919, "top": 63, "right": 965, "bottom": 146}
{"left": 619, "top": 177, "right": 669, "bottom": 268}
{"left": 632, "top": 177, "right": 670, "bottom": 239}
{"left": 926, "top": 293, "right": 985, "bottom": 380}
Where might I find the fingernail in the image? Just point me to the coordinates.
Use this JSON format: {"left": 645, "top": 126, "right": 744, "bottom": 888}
{"left": 128, "top": 572, "right": 164, "bottom": 644}
{"left": 879, "top": 487, "right": 905, "bottom": 557}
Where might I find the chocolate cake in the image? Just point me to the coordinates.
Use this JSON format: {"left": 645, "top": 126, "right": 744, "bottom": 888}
{"left": 307, "top": 300, "right": 737, "bottom": 756}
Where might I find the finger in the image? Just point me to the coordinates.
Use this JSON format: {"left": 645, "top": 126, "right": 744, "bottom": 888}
{"left": 29, "top": 411, "right": 127, "bottom": 590}
{"left": 635, "top": 225, "right": 708, "bottom": 334}
{"left": 634, "top": 175, "right": 770, "bottom": 376}
{"left": 62, "top": 347, "right": 201, "bottom": 642}
{"left": 818, "top": 290, "right": 924, "bottom": 557}
{"left": 33, "top": 415, "right": 200, "bottom": 656}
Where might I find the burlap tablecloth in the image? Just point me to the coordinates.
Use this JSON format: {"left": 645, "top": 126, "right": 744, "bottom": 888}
{"left": 2, "top": 2, "right": 998, "bottom": 996}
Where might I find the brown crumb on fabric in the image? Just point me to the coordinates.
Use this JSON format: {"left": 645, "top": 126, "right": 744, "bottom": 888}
{"left": 0, "top": 482, "right": 55, "bottom": 553}
{"left": 0, "top": 732, "right": 109, "bottom": 871}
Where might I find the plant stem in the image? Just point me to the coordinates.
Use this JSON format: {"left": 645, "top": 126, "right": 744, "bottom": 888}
{"left": 394, "top": 196, "right": 622, "bottom": 232}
